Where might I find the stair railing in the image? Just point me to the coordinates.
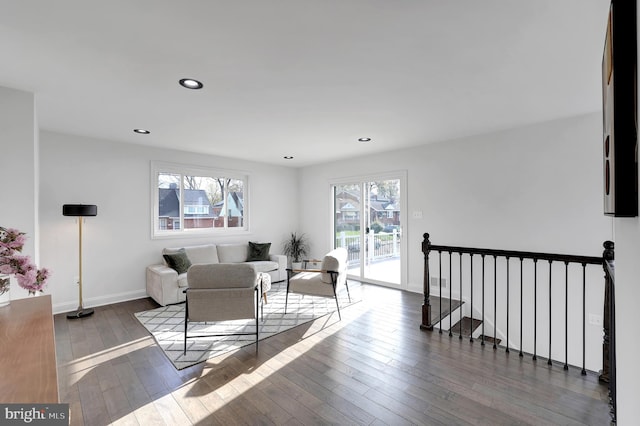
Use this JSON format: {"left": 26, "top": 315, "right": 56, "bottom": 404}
{"left": 421, "top": 233, "right": 616, "bottom": 422}
{"left": 603, "top": 251, "right": 616, "bottom": 423}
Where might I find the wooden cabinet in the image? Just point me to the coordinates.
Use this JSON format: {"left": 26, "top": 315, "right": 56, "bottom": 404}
{"left": 0, "top": 295, "right": 58, "bottom": 403}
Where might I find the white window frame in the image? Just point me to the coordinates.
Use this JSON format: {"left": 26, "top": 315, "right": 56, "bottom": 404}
{"left": 151, "top": 161, "right": 250, "bottom": 239}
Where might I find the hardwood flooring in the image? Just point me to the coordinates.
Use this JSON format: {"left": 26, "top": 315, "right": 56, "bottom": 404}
{"left": 54, "top": 284, "right": 611, "bottom": 425}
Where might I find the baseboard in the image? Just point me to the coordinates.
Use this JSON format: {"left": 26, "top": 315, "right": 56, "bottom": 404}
{"left": 52, "top": 289, "right": 149, "bottom": 315}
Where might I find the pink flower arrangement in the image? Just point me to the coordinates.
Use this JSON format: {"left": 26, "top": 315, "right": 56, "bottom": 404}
{"left": 0, "top": 226, "right": 49, "bottom": 295}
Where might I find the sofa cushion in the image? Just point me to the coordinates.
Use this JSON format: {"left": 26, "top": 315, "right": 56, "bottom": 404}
{"left": 247, "top": 260, "right": 279, "bottom": 273}
{"left": 289, "top": 271, "right": 335, "bottom": 297}
{"left": 163, "top": 248, "right": 192, "bottom": 274}
{"left": 163, "top": 244, "right": 219, "bottom": 265}
{"left": 217, "top": 244, "right": 249, "bottom": 263}
{"left": 248, "top": 241, "right": 271, "bottom": 261}
{"left": 185, "top": 244, "right": 219, "bottom": 264}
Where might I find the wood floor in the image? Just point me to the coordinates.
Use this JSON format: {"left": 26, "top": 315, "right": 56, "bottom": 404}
{"left": 54, "top": 283, "right": 611, "bottom": 425}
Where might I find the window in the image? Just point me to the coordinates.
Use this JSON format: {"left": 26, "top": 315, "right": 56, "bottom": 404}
{"left": 184, "top": 205, "right": 209, "bottom": 215}
{"left": 152, "top": 162, "right": 248, "bottom": 237}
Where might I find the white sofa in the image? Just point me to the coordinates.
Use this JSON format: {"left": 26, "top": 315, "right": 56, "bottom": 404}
{"left": 146, "top": 243, "right": 286, "bottom": 306}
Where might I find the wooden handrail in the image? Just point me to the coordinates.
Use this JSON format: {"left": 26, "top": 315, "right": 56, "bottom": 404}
{"left": 428, "top": 243, "right": 603, "bottom": 266}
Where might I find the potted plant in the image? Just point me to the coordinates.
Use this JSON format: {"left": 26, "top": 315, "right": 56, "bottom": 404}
{"left": 282, "top": 232, "right": 310, "bottom": 269}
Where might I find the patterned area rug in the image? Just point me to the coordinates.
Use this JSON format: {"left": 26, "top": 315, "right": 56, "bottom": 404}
{"left": 135, "top": 281, "right": 359, "bottom": 370}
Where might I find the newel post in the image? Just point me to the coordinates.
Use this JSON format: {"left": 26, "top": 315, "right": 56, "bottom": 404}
{"left": 600, "top": 240, "right": 615, "bottom": 383}
{"left": 420, "top": 233, "right": 433, "bottom": 330}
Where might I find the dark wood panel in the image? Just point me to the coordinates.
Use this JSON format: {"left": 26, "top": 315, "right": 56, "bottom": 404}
{"left": 54, "top": 284, "right": 610, "bottom": 425}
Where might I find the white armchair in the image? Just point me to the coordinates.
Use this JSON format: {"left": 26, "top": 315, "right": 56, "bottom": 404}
{"left": 183, "top": 263, "right": 269, "bottom": 354}
{"left": 285, "top": 247, "right": 351, "bottom": 320}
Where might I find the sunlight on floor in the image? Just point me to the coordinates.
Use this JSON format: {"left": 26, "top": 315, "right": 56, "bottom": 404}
{"left": 63, "top": 293, "right": 371, "bottom": 424}
{"left": 166, "top": 302, "right": 368, "bottom": 423}
{"left": 63, "top": 337, "right": 155, "bottom": 381}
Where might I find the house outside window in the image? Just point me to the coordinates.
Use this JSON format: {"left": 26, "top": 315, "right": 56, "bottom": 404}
{"left": 184, "top": 205, "right": 209, "bottom": 215}
{"left": 151, "top": 162, "right": 248, "bottom": 237}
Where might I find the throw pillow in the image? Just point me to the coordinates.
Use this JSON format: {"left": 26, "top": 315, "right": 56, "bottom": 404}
{"left": 248, "top": 242, "right": 271, "bottom": 261}
{"left": 163, "top": 248, "right": 192, "bottom": 274}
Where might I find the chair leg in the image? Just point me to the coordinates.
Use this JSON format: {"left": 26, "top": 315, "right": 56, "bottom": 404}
{"left": 184, "top": 301, "right": 188, "bottom": 355}
{"left": 285, "top": 278, "right": 290, "bottom": 314}
{"left": 260, "top": 292, "right": 267, "bottom": 320}
{"left": 345, "top": 279, "right": 351, "bottom": 303}
{"left": 255, "top": 291, "right": 259, "bottom": 348}
{"left": 184, "top": 321, "right": 188, "bottom": 355}
{"left": 332, "top": 285, "right": 342, "bottom": 321}
{"left": 329, "top": 271, "right": 342, "bottom": 320}
{"left": 256, "top": 316, "right": 259, "bottom": 348}
{"left": 258, "top": 278, "right": 263, "bottom": 320}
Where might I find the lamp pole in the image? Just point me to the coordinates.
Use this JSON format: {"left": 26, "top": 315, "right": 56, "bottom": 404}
{"left": 63, "top": 204, "right": 97, "bottom": 319}
{"left": 78, "top": 216, "right": 83, "bottom": 311}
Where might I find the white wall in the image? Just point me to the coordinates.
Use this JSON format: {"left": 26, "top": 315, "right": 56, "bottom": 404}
{"left": 299, "top": 112, "right": 612, "bottom": 293}
{"left": 0, "top": 86, "right": 39, "bottom": 300}
{"left": 39, "top": 131, "right": 298, "bottom": 313}
{"left": 614, "top": 218, "right": 639, "bottom": 424}
{"left": 299, "top": 112, "right": 612, "bottom": 372}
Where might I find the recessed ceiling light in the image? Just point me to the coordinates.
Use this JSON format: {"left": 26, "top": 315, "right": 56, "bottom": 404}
{"left": 133, "top": 129, "right": 150, "bottom": 134}
{"left": 283, "top": 156, "right": 294, "bottom": 160}
{"left": 179, "top": 78, "right": 204, "bottom": 89}
{"left": 358, "top": 137, "right": 372, "bottom": 142}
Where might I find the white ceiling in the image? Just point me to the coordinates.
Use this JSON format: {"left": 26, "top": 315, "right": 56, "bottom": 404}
{"left": 0, "top": 0, "right": 611, "bottom": 167}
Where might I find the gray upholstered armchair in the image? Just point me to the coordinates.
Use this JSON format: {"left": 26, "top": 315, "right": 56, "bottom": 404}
{"left": 183, "top": 263, "right": 268, "bottom": 354}
{"left": 285, "top": 247, "right": 351, "bottom": 320}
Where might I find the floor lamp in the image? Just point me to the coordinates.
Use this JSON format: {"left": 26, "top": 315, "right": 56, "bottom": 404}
{"left": 63, "top": 204, "right": 97, "bottom": 319}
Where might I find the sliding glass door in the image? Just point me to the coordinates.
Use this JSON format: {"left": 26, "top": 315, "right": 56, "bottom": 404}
{"left": 333, "top": 174, "right": 405, "bottom": 287}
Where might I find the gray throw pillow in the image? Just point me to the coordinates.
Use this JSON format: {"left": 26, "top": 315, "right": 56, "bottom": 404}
{"left": 248, "top": 242, "right": 271, "bottom": 261}
{"left": 163, "top": 248, "right": 192, "bottom": 274}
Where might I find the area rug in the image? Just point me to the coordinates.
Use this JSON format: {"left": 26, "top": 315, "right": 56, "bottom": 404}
{"left": 135, "top": 281, "right": 359, "bottom": 370}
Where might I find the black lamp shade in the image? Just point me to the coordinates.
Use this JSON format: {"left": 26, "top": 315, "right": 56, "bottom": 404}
{"left": 62, "top": 204, "right": 98, "bottom": 217}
